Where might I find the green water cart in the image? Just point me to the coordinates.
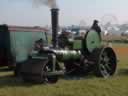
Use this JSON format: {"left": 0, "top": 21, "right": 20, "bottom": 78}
{"left": 0, "top": 25, "right": 48, "bottom": 70}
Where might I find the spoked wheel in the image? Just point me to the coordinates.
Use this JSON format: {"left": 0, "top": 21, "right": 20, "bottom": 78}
{"left": 92, "top": 47, "right": 117, "bottom": 78}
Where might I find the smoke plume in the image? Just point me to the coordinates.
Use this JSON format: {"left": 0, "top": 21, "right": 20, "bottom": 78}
{"left": 33, "top": 0, "right": 58, "bottom": 8}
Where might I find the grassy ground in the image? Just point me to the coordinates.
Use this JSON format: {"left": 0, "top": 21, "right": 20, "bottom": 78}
{"left": 0, "top": 44, "right": 128, "bottom": 96}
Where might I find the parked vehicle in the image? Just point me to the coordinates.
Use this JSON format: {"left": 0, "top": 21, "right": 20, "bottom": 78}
{"left": 0, "top": 25, "right": 48, "bottom": 70}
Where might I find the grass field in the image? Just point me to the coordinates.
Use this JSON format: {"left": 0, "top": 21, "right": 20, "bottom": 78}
{"left": 0, "top": 43, "right": 128, "bottom": 96}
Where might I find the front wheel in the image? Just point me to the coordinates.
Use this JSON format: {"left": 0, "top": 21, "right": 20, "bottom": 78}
{"left": 21, "top": 59, "right": 59, "bottom": 84}
{"left": 42, "top": 61, "right": 59, "bottom": 84}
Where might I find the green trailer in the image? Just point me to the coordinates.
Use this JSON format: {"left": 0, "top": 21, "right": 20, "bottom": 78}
{"left": 0, "top": 25, "right": 48, "bottom": 70}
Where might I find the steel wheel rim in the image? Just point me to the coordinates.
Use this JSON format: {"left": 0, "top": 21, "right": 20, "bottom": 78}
{"left": 98, "top": 49, "right": 116, "bottom": 77}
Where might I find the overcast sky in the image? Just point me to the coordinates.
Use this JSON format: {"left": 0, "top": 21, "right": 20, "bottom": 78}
{"left": 0, "top": 0, "right": 128, "bottom": 26}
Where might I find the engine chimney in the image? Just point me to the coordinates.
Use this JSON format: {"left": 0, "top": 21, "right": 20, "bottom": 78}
{"left": 51, "top": 8, "right": 59, "bottom": 48}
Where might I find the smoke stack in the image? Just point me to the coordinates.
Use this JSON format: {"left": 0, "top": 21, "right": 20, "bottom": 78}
{"left": 51, "top": 8, "right": 59, "bottom": 48}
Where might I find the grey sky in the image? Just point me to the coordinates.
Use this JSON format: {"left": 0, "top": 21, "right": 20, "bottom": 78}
{"left": 0, "top": 0, "right": 128, "bottom": 26}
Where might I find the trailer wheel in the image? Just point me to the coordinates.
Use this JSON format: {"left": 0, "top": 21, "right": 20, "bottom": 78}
{"left": 14, "top": 63, "right": 22, "bottom": 77}
{"left": 92, "top": 47, "right": 117, "bottom": 78}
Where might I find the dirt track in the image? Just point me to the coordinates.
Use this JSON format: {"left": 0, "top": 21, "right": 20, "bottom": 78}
{"left": 113, "top": 46, "right": 128, "bottom": 55}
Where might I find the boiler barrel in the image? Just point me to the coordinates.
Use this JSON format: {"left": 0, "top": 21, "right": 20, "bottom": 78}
{"left": 53, "top": 50, "right": 81, "bottom": 61}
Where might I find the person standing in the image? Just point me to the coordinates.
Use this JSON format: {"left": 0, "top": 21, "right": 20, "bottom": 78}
{"left": 91, "top": 20, "right": 102, "bottom": 40}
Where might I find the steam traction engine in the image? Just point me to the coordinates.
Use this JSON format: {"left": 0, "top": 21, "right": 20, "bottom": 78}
{"left": 21, "top": 9, "right": 117, "bottom": 83}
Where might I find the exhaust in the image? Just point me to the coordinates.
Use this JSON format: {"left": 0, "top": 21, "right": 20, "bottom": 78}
{"left": 51, "top": 8, "right": 59, "bottom": 48}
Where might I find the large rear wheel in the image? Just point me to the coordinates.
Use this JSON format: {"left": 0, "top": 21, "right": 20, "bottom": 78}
{"left": 92, "top": 47, "right": 117, "bottom": 78}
